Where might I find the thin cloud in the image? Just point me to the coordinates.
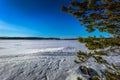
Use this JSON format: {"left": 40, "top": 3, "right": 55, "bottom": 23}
{"left": 0, "top": 20, "right": 18, "bottom": 31}
{"left": 0, "top": 20, "right": 43, "bottom": 36}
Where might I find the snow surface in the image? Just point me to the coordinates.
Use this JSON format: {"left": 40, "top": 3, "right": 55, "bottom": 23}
{"left": 0, "top": 40, "right": 85, "bottom": 80}
{"left": 0, "top": 40, "right": 119, "bottom": 80}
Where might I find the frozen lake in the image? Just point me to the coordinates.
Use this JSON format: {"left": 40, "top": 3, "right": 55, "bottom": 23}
{"left": 0, "top": 40, "right": 119, "bottom": 80}
{"left": 0, "top": 40, "right": 87, "bottom": 80}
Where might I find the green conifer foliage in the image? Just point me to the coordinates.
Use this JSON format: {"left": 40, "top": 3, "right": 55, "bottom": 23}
{"left": 62, "top": 0, "right": 120, "bottom": 79}
{"left": 62, "top": 0, "right": 120, "bottom": 35}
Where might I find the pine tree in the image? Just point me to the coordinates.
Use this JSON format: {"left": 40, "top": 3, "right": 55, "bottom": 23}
{"left": 62, "top": 0, "right": 120, "bottom": 79}
{"left": 62, "top": 0, "right": 120, "bottom": 35}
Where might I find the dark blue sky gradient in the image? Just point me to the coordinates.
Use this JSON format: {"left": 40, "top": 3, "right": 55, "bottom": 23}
{"left": 0, "top": 0, "right": 110, "bottom": 38}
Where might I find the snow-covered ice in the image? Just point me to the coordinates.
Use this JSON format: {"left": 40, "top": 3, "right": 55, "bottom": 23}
{"left": 0, "top": 40, "right": 87, "bottom": 80}
{"left": 0, "top": 40, "right": 120, "bottom": 80}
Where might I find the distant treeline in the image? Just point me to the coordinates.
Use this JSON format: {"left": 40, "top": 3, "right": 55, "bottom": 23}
{"left": 0, "top": 37, "right": 77, "bottom": 40}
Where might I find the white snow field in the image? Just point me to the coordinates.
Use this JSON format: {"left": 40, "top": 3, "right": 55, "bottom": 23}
{"left": 0, "top": 40, "right": 120, "bottom": 80}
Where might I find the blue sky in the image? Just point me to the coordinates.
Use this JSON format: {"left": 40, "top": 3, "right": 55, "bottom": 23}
{"left": 0, "top": 0, "right": 110, "bottom": 38}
